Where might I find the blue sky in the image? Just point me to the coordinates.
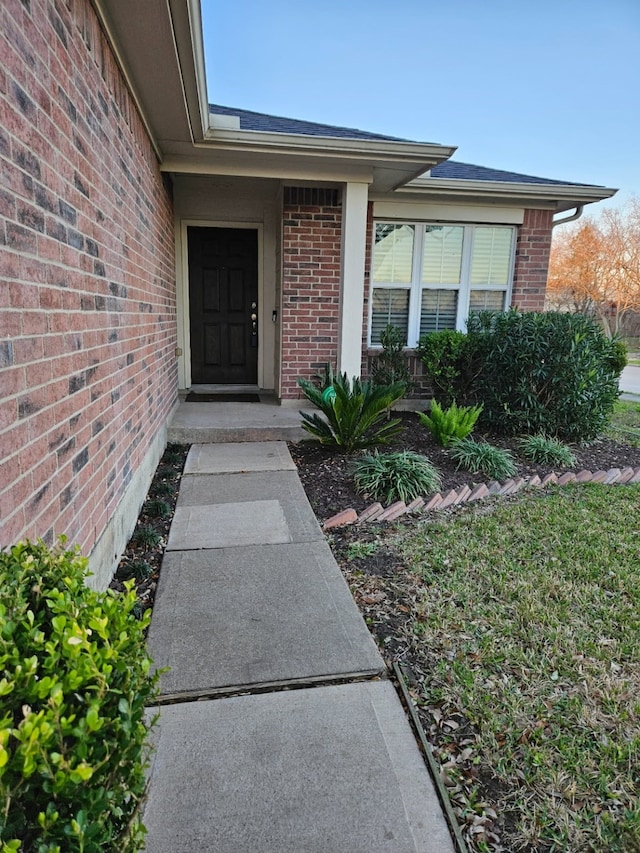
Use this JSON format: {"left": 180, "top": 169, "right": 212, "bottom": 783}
{"left": 202, "top": 0, "right": 640, "bottom": 211}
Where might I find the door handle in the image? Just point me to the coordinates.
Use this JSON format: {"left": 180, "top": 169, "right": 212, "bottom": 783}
{"left": 250, "top": 307, "right": 258, "bottom": 347}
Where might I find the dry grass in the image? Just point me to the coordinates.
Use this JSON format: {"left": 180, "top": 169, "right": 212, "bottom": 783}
{"left": 337, "top": 485, "right": 640, "bottom": 852}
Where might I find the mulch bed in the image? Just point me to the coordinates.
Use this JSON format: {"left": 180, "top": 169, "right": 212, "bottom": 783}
{"left": 109, "top": 443, "right": 189, "bottom": 611}
{"left": 288, "top": 412, "right": 640, "bottom": 522}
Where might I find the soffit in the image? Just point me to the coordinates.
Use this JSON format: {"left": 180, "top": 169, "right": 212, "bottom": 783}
{"left": 161, "top": 137, "right": 456, "bottom": 192}
{"left": 93, "top": 0, "right": 201, "bottom": 145}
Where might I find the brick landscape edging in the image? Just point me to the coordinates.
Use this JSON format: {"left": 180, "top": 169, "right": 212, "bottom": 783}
{"left": 322, "top": 467, "right": 640, "bottom": 530}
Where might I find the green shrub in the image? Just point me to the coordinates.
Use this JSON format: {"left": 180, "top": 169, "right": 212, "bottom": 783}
{"left": 352, "top": 451, "right": 441, "bottom": 504}
{"left": 518, "top": 434, "right": 577, "bottom": 467}
{"left": 418, "top": 399, "right": 483, "bottom": 447}
{"left": 297, "top": 372, "right": 405, "bottom": 452}
{"left": 450, "top": 438, "right": 517, "bottom": 481}
{"left": 151, "top": 481, "right": 174, "bottom": 499}
{"left": 609, "top": 337, "right": 628, "bottom": 373}
{"left": 416, "top": 330, "right": 470, "bottom": 405}
{"left": 145, "top": 498, "right": 170, "bottom": 518}
{"left": 0, "top": 539, "right": 158, "bottom": 852}
{"left": 155, "top": 467, "right": 176, "bottom": 480}
{"left": 464, "top": 310, "right": 624, "bottom": 441}
{"left": 131, "top": 524, "right": 162, "bottom": 548}
{"left": 162, "top": 445, "right": 186, "bottom": 467}
{"left": 118, "top": 559, "right": 154, "bottom": 582}
{"left": 371, "top": 324, "right": 411, "bottom": 392}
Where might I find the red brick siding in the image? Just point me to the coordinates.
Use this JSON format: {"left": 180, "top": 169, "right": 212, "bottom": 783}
{"left": 280, "top": 189, "right": 341, "bottom": 399}
{"left": 511, "top": 208, "right": 553, "bottom": 311}
{"left": 0, "top": 0, "right": 176, "bottom": 554}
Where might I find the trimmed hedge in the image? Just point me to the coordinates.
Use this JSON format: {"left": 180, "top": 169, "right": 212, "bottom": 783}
{"left": 417, "top": 311, "right": 625, "bottom": 442}
{"left": 0, "top": 539, "right": 159, "bottom": 852}
{"left": 463, "top": 311, "right": 625, "bottom": 441}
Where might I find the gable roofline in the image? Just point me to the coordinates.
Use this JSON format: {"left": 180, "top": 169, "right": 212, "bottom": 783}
{"left": 209, "top": 104, "right": 425, "bottom": 143}
{"left": 186, "top": 105, "right": 457, "bottom": 192}
{"left": 206, "top": 106, "right": 616, "bottom": 207}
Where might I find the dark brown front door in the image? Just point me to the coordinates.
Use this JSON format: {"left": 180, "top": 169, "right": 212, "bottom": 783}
{"left": 188, "top": 226, "right": 258, "bottom": 384}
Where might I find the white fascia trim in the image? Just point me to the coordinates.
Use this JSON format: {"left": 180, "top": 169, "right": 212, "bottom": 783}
{"left": 402, "top": 178, "right": 618, "bottom": 205}
{"left": 201, "top": 127, "right": 457, "bottom": 165}
{"left": 165, "top": 0, "right": 210, "bottom": 143}
{"left": 184, "top": 0, "right": 210, "bottom": 139}
{"left": 160, "top": 156, "right": 375, "bottom": 184}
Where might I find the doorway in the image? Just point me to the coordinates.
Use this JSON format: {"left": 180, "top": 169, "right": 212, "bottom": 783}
{"left": 188, "top": 226, "right": 259, "bottom": 384}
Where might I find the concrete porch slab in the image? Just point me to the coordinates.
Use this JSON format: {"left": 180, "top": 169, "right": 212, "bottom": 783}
{"left": 176, "top": 470, "right": 324, "bottom": 543}
{"left": 143, "top": 681, "right": 454, "bottom": 853}
{"left": 168, "top": 399, "right": 315, "bottom": 443}
{"left": 147, "top": 541, "right": 383, "bottom": 696}
{"left": 183, "top": 441, "right": 296, "bottom": 475}
{"left": 166, "top": 500, "right": 291, "bottom": 551}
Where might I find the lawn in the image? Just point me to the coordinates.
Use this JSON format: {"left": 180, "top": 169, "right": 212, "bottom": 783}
{"left": 333, "top": 484, "right": 640, "bottom": 852}
{"left": 608, "top": 400, "right": 640, "bottom": 446}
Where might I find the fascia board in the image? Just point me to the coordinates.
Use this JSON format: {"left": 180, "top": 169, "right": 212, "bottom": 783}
{"left": 168, "top": 0, "right": 210, "bottom": 141}
{"left": 402, "top": 177, "right": 618, "bottom": 206}
{"left": 202, "top": 127, "right": 457, "bottom": 165}
{"left": 160, "top": 154, "right": 375, "bottom": 184}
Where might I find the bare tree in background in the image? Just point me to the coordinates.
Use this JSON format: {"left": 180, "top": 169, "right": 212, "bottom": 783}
{"left": 547, "top": 198, "right": 640, "bottom": 338}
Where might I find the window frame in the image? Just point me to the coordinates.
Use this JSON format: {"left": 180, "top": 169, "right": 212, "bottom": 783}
{"left": 368, "top": 221, "right": 517, "bottom": 348}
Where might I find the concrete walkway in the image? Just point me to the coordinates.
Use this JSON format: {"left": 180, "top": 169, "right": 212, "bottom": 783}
{"left": 142, "top": 441, "right": 455, "bottom": 852}
{"left": 620, "top": 364, "right": 640, "bottom": 401}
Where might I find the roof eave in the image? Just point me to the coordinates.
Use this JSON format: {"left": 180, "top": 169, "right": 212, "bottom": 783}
{"left": 202, "top": 126, "right": 456, "bottom": 164}
{"left": 401, "top": 177, "right": 618, "bottom": 211}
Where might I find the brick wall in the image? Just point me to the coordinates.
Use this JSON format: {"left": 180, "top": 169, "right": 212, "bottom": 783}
{"left": 511, "top": 208, "right": 553, "bottom": 311}
{"left": 0, "top": 0, "right": 176, "bottom": 556}
{"left": 280, "top": 187, "right": 341, "bottom": 399}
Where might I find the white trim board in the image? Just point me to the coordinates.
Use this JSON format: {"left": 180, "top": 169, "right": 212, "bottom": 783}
{"left": 372, "top": 201, "right": 525, "bottom": 224}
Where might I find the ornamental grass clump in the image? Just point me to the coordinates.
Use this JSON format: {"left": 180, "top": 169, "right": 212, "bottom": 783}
{"left": 352, "top": 451, "right": 441, "bottom": 504}
{"left": 450, "top": 437, "right": 517, "bottom": 481}
{"left": 0, "top": 538, "right": 159, "bottom": 852}
{"left": 519, "top": 434, "right": 577, "bottom": 467}
{"left": 297, "top": 372, "right": 405, "bottom": 452}
{"left": 418, "top": 399, "right": 483, "bottom": 447}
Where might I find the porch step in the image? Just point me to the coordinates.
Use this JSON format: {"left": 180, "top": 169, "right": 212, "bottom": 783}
{"left": 167, "top": 399, "right": 313, "bottom": 444}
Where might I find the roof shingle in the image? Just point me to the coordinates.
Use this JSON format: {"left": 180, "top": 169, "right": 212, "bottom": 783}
{"left": 209, "top": 104, "right": 604, "bottom": 188}
{"left": 209, "top": 103, "right": 416, "bottom": 142}
{"left": 429, "top": 160, "right": 600, "bottom": 187}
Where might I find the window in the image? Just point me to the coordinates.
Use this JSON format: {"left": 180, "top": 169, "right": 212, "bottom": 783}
{"left": 369, "top": 222, "right": 515, "bottom": 346}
